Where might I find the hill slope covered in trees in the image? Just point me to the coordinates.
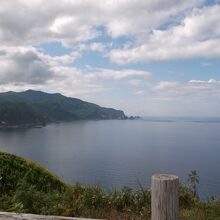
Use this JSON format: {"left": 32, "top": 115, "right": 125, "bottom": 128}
{"left": 0, "top": 90, "right": 127, "bottom": 127}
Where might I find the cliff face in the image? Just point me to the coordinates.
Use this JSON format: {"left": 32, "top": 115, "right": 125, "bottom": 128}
{"left": 0, "top": 90, "right": 127, "bottom": 126}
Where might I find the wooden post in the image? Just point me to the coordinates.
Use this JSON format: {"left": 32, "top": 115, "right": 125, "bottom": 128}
{"left": 151, "top": 174, "right": 179, "bottom": 220}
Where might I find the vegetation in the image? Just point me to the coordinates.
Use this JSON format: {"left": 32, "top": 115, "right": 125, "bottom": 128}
{"left": 188, "top": 170, "right": 200, "bottom": 197}
{"left": 0, "top": 90, "right": 126, "bottom": 126}
{"left": 1, "top": 152, "right": 220, "bottom": 219}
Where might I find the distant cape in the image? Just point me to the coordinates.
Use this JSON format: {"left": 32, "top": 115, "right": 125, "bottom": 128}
{"left": 0, "top": 90, "right": 127, "bottom": 127}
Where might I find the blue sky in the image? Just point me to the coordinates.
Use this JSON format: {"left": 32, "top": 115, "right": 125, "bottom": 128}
{"left": 0, "top": 0, "right": 220, "bottom": 116}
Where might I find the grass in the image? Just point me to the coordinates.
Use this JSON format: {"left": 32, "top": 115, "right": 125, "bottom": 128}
{"left": 0, "top": 152, "right": 220, "bottom": 219}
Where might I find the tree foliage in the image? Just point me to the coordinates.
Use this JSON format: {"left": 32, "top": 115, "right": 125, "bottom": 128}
{"left": 0, "top": 90, "right": 126, "bottom": 126}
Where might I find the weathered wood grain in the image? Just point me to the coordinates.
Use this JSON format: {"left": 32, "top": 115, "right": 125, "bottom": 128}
{"left": 151, "top": 174, "right": 179, "bottom": 220}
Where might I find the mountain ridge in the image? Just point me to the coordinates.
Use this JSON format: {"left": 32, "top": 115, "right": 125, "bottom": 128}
{"left": 0, "top": 90, "right": 127, "bottom": 127}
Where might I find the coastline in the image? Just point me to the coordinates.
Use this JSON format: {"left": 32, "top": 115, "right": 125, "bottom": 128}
{"left": 0, "top": 123, "right": 46, "bottom": 129}
{"left": 0, "top": 116, "right": 141, "bottom": 130}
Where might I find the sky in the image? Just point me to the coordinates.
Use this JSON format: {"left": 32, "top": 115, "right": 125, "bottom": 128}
{"left": 0, "top": 0, "right": 220, "bottom": 117}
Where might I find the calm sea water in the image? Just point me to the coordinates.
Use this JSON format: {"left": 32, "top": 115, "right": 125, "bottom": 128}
{"left": 0, "top": 118, "right": 220, "bottom": 198}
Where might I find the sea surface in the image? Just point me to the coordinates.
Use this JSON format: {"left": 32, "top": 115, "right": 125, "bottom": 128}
{"left": 0, "top": 117, "right": 220, "bottom": 198}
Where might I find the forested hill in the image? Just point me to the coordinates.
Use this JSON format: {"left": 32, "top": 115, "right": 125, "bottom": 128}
{"left": 0, "top": 90, "right": 127, "bottom": 126}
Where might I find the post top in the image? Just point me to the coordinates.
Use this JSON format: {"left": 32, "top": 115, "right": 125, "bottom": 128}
{"left": 152, "top": 174, "right": 179, "bottom": 181}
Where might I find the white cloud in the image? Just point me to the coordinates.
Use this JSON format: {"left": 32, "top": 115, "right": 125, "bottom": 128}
{"left": 134, "top": 90, "right": 145, "bottom": 95}
{"left": 0, "top": 0, "right": 203, "bottom": 46}
{"left": 89, "top": 43, "right": 107, "bottom": 52}
{"left": 0, "top": 45, "right": 151, "bottom": 97}
{"left": 154, "top": 81, "right": 180, "bottom": 91}
{"left": 188, "top": 79, "right": 220, "bottom": 84}
{"left": 128, "top": 79, "right": 143, "bottom": 86}
{"left": 104, "top": 0, "right": 203, "bottom": 38}
{"left": 0, "top": 46, "right": 102, "bottom": 96}
{"left": 88, "top": 68, "right": 151, "bottom": 80}
{"left": 187, "top": 79, "right": 220, "bottom": 92}
{"left": 78, "top": 42, "right": 112, "bottom": 53}
{"left": 0, "top": 46, "right": 53, "bottom": 84}
{"left": 152, "top": 79, "right": 220, "bottom": 98}
{"left": 49, "top": 15, "right": 100, "bottom": 47}
{"left": 123, "top": 78, "right": 220, "bottom": 116}
{"left": 40, "top": 52, "right": 80, "bottom": 66}
{"left": 109, "top": 4, "right": 220, "bottom": 64}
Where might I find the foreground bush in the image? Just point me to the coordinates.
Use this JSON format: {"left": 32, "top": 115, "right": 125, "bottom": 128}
{"left": 0, "top": 152, "right": 65, "bottom": 195}
{"left": 0, "top": 152, "right": 220, "bottom": 219}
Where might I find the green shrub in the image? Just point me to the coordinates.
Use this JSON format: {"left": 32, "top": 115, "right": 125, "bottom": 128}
{"left": 1, "top": 152, "right": 220, "bottom": 220}
{"left": 0, "top": 152, "right": 66, "bottom": 195}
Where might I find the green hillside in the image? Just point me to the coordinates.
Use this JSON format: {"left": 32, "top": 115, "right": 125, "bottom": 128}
{"left": 1, "top": 152, "right": 220, "bottom": 219}
{"left": 0, "top": 90, "right": 127, "bottom": 126}
{"left": 0, "top": 152, "right": 66, "bottom": 195}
